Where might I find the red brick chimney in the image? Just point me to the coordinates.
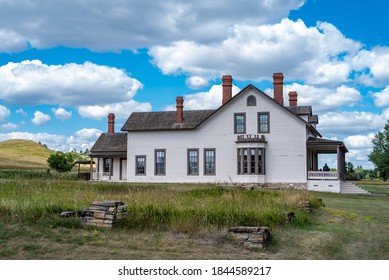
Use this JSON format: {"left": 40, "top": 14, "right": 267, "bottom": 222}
{"left": 176, "top": 96, "right": 184, "bottom": 123}
{"left": 288, "top": 91, "right": 298, "bottom": 107}
{"left": 108, "top": 113, "right": 115, "bottom": 133}
{"left": 273, "top": 72, "right": 284, "bottom": 106}
{"left": 222, "top": 75, "right": 233, "bottom": 105}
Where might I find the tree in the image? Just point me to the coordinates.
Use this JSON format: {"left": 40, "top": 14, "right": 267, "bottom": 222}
{"left": 354, "top": 166, "right": 367, "bottom": 180}
{"left": 368, "top": 121, "right": 389, "bottom": 181}
{"left": 47, "top": 152, "right": 77, "bottom": 173}
{"left": 346, "top": 161, "right": 357, "bottom": 180}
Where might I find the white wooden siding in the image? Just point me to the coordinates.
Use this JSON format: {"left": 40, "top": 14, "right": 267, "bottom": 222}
{"left": 127, "top": 87, "right": 308, "bottom": 184}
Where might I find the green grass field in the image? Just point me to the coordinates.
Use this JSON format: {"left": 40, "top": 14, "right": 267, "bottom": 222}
{"left": 356, "top": 181, "right": 389, "bottom": 196}
{"left": 0, "top": 139, "right": 52, "bottom": 169}
{"left": 0, "top": 178, "right": 388, "bottom": 259}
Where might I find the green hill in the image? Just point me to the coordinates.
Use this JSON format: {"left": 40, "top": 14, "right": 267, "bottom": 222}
{"left": 0, "top": 139, "right": 53, "bottom": 169}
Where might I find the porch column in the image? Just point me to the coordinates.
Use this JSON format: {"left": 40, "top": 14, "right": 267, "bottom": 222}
{"left": 90, "top": 157, "right": 93, "bottom": 180}
{"left": 119, "top": 158, "right": 123, "bottom": 180}
{"left": 97, "top": 158, "right": 100, "bottom": 179}
{"left": 307, "top": 149, "right": 316, "bottom": 171}
{"left": 109, "top": 157, "right": 112, "bottom": 181}
{"left": 337, "top": 146, "right": 346, "bottom": 181}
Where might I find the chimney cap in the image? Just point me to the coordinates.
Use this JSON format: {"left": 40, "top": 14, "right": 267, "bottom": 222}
{"left": 273, "top": 72, "right": 284, "bottom": 83}
{"left": 288, "top": 91, "right": 298, "bottom": 107}
{"left": 222, "top": 75, "right": 233, "bottom": 81}
{"left": 289, "top": 91, "right": 298, "bottom": 97}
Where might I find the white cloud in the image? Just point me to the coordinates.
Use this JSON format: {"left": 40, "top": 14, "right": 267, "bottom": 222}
{"left": 52, "top": 107, "right": 72, "bottom": 121}
{"left": 346, "top": 149, "right": 370, "bottom": 161}
{"left": 270, "top": 83, "right": 362, "bottom": 112}
{"left": 0, "top": 0, "right": 304, "bottom": 51}
{"left": 344, "top": 147, "right": 374, "bottom": 169}
{"left": 373, "top": 86, "right": 389, "bottom": 107}
{"left": 76, "top": 128, "right": 102, "bottom": 140}
{"left": 16, "top": 108, "right": 27, "bottom": 117}
{"left": 0, "top": 28, "right": 26, "bottom": 52}
{"left": 150, "top": 19, "right": 361, "bottom": 85}
{"left": 186, "top": 76, "right": 209, "bottom": 89}
{"left": 343, "top": 133, "right": 375, "bottom": 149}
{"left": 342, "top": 133, "right": 378, "bottom": 169}
{"left": 78, "top": 100, "right": 152, "bottom": 120}
{"left": 31, "top": 111, "right": 51, "bottom": 126}
{"left": 0, "top": 122, "right": 18, "bottom": 130}
{"left": 318, "top": 109, "right": 389, "bottom": 135}
{"left": 164, "top": 84, "right": 241, "bottom": 111}
{"left": 0, "top": 60, "right": 143, "bottom": 106}
{"left": 351, "top": 47, "right": 389, "bottom": 86}
{"left": 0, "top": 104, "right": 10, "bottom": 123}
{"left": 0, "top": 129, "right": 102, "bottom": 152}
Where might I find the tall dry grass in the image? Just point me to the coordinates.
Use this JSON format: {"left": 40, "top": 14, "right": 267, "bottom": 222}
{"left": 0, "top": 179, "right": 318, "bottom": 231}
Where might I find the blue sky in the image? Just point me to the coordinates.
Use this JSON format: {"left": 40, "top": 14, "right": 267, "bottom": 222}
{"left": 0, "top": 0, "right": 388, "bottom": 169}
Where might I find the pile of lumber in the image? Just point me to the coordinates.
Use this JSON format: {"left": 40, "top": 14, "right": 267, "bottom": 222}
{"left": 227, "top": 226, "right": 270, "bottom": 249}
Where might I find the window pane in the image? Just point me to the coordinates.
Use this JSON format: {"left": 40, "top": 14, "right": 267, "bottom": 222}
{"left": 237, "top": 148, "right": 265, "bottom": 175}
{"left": 237, "top": 149, "right": 242, "bottom": 174}
{"left": 243, "top": 148, "right": 248, "bottom": 174}
{"left": 257, "top": 149, "right": 262, "bottom": 174}
{"left": 250, "top": 149, "right": 256, "bottom": 174}
{"left": 103, "top": 158, "right": 112, "bottom": 174}
{"left": 235, "top": 114, "right": 245, "bottom": 134}
{"left": 188, "top": 150, "right": 198, "bottom": 175}
{"left": 205, "top": 149, "right": 215, "bottom": 175}
{"left": 136, "top": 157, "right": 145, "bottom": 175}
{"left": 103, "top": 158, "right": 109, "bottom": 173}
{"left": 155, "top": 150, "right": 165, "bottom": 175}
{"left": 247, "top": 95, "right": 256, "bottom": 106}
{"left": 259, "top": 113, "right": 269, "bottom": 133}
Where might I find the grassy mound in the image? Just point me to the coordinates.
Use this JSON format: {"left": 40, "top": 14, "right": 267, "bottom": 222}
{"left": 0, "top": 139, "right": 52, "bottom": 169}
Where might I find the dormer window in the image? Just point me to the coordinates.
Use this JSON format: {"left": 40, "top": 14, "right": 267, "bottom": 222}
{"left": 247, "top": 95, "right": 256, "bottom": 106}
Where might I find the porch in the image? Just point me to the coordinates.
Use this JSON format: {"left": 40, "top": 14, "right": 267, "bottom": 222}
{"left": 89, "top": 154, "right": 127, "bottom": 182}
{"left": 306, "top": 137, "right": 348, "bottom": 193}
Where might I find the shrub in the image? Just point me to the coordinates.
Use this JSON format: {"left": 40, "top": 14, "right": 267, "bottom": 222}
{"left": 47, "top": 152, "right": 77, "bottom": 173}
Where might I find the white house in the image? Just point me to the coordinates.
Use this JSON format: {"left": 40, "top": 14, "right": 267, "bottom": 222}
{"left": 90, "top": 73, "right": 368, "bottom": 194}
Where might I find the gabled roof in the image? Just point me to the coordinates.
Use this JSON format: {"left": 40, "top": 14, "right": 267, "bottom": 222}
{"left": 121, "top": 84, "right": 321, "bottom": 137}
{"left": 90, "top": 133, "right": 127, "bottom": 157}
{"left": 287, "top": 106, "right": 312, "bottom": 115}
{"left": 121, "top": 110, "right": 214, "bottom": 131}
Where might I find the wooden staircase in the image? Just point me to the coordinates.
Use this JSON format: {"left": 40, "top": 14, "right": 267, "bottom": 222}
{"left": 340, "top": 181, "right": 370, "bottom": 195}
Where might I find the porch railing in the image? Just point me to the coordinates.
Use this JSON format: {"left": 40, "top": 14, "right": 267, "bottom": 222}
{"left": 91, "top": 172, "right": 112, "bottom": 180}
{"left": 308, "top": 171, "right": 338, "bottom": 180}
